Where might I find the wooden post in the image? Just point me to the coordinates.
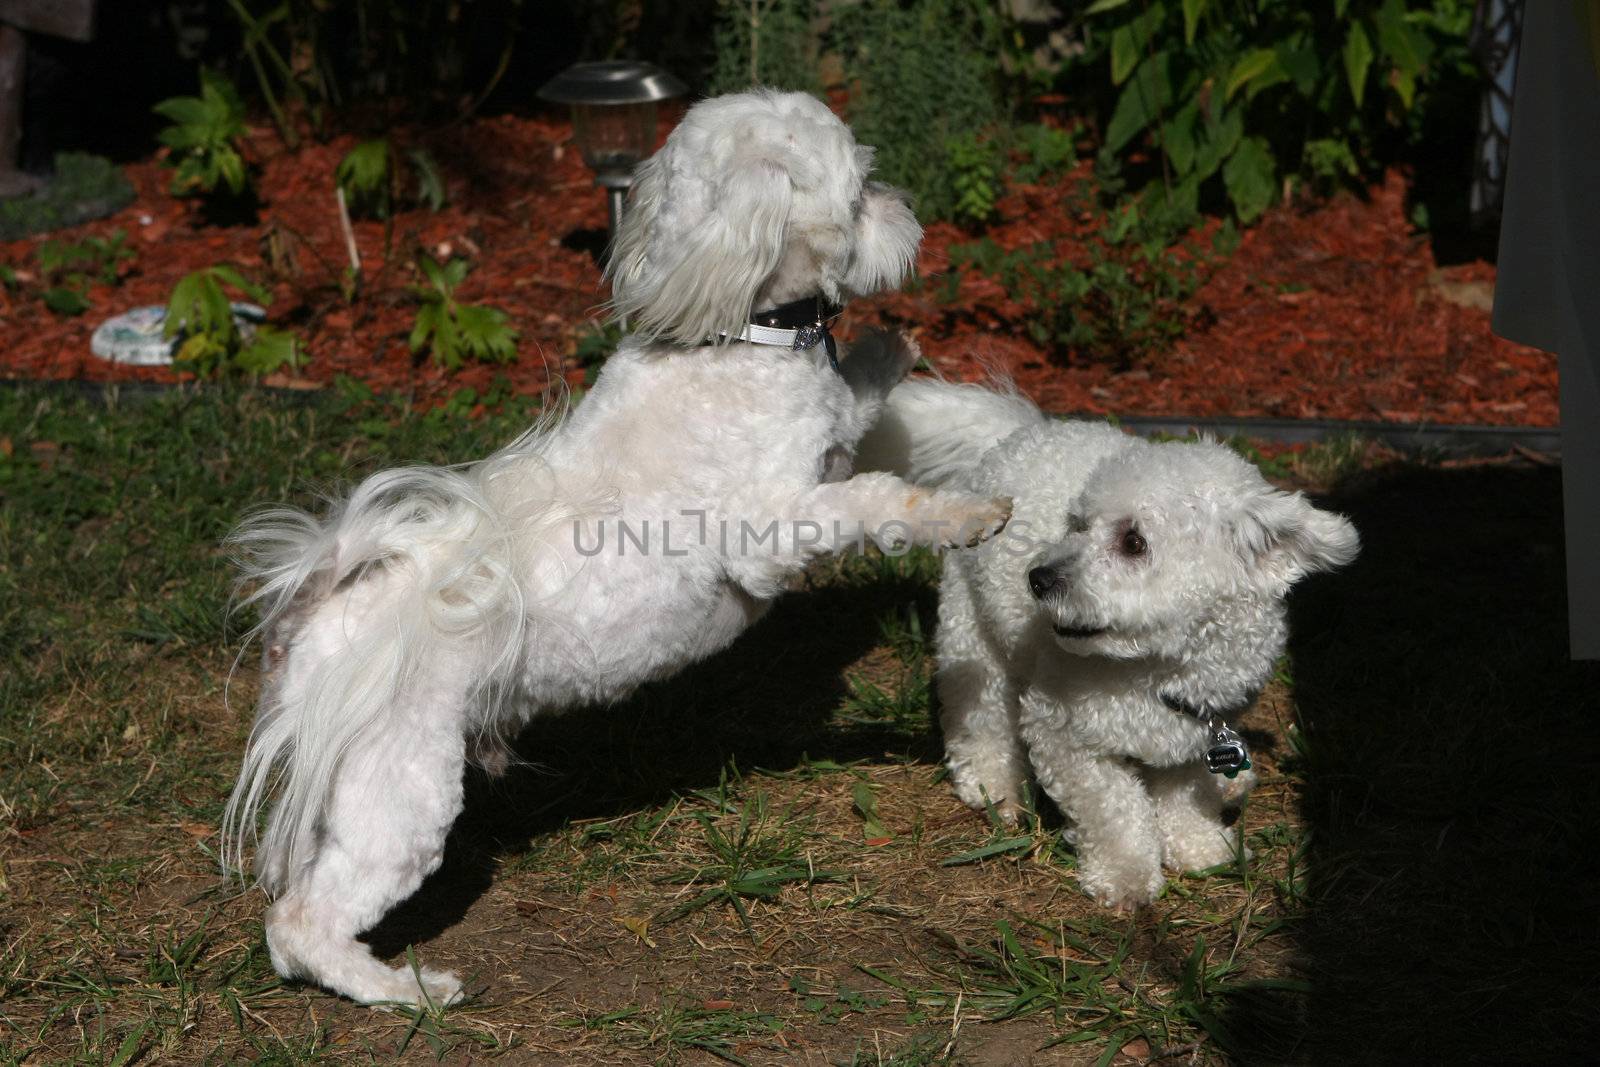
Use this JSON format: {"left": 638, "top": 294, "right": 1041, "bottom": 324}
{"left": 0, "top": 22, "right": 31, "bottom": 198}
{"left": 0, "top": 0, "right": 97, "bottom": 200}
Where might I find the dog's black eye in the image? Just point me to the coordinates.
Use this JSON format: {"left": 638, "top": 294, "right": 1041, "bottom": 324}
{"left": 1121, "top": 527, "right": 1147, "bottom": 557}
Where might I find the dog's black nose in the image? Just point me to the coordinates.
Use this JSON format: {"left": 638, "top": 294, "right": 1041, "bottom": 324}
{"left": 1028, "top": 565, "right": 1058, "bottom": 599}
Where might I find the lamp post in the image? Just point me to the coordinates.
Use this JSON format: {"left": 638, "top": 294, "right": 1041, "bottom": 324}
{"left": 538, "top": 60, "right": 686, "bottom": 243}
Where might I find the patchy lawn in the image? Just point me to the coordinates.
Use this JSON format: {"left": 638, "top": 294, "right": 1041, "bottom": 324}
{"left": 1, "top": 384, "right": 1593, "bottom": 1064}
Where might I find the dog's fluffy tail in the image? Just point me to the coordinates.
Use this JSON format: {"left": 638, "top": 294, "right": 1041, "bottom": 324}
{"left": 856, "top": 376, "right": 1044, "bottom": 488}
{"left": 220, "top": 418, "right": 588, "bottom": 894}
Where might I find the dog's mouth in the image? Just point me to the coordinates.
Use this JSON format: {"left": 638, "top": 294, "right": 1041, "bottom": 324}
{"left": 1053, "top": 623, "right": 1108, "bottom": 640}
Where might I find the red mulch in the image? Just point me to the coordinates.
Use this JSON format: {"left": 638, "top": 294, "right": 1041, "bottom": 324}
{"left": 0, "top": 114, "right": 1556, "bottom": 426}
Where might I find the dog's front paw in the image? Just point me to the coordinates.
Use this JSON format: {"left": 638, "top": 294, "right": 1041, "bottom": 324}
{"left": 1162, "top": 825, "right": 1245, "bottom": 874}
{"left": 941, "top": 495, "right": 1012, "bottom": 549}
{"left": 949, "top": 770, "right": 1026, "bottom": 827}
{"left": 882, "top": 330, "right": 922, "bottom": 381}
{"left": 840, "top": 328, "right": 922, "bottom": 392}
{"left": 1075, "top": 843, "right": 1165, "bottom": 911}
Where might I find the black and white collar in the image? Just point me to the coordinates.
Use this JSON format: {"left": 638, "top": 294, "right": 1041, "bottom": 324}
{"left": 706, "top": 294, "right": 842, "bottom": 370}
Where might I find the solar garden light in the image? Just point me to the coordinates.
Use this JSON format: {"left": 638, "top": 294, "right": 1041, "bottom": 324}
{"left": 537, "top": 60, "right": 686, "bottom": 243}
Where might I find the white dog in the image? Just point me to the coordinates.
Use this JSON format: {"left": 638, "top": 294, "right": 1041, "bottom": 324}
{"left": 859, "top": 378, "right": 1358, "bottom": 908}
{"left": 222, "top": 91, "right": 1012, "bottom": 1005}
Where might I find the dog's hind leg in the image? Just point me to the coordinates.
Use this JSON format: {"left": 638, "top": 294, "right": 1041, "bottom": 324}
{"left": 264, "top": 669, "right": 472, "bottom": 1007}
{"left": 935, "top": 568, "right": 1028, "bottom": 824}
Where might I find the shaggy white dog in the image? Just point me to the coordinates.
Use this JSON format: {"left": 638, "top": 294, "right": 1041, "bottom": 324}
{"left": 222, "top": 90, "right": 1012, "bottom": 1006}
{"left": 859, "top": 378, "right": 1358, "bottom": 908}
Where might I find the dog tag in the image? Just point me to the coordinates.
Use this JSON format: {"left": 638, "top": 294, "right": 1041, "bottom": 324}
{"left": 1204, "top": 722, "right": 1251, "bottom": 778}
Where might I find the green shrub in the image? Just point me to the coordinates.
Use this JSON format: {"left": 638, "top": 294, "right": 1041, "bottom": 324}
{"left": 0, "top": 154, "right": 135, "bottom": 242}
{"left": 225, "top": 0, "right": 526, "bottom": 142}
{"left": 153, "top": 71, "right": 251, "bottom": 200}
{"left": 833, "top": 0, "right": 1010, "bottom": 223}
{"left": 705, "top": 0, "right": 1013, "bottom": 223}
{"left": 944, "top": 193, "right": 1231, "bottom": 366}
{"left": 1010, "top": 123, "right": 1080, "bottom": 185}
{"left": 1067, "top": 0, "right": 1477, "bottom": 221}
{"left": 409, "top": 255, "right": 518, "bottom": 369}
{"left": 706, "top": 0, "right": 823, "bottom": 96}
{"left": 165, "top": 266, "right": 299, "bottom": 376}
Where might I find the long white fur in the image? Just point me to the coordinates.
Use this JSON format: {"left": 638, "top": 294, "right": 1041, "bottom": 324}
{"left": 222, "top": 90, "right": 1013, "bottom": 1007}
{"left": 859, "top": 378, "right": 1359, "bottom": 908}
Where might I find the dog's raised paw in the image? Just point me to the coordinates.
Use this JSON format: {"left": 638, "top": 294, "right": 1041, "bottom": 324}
{"left": 947, "top": 496, "right": 1012, "bottom": 548}
{"left": 885, "top": 330, "right": 922, "bottom": 380}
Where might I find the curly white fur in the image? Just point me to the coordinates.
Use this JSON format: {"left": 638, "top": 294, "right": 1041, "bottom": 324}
{"left": 223, "top": 91, "right": 1013, "bottom": 1006}
{"left": 860, "top": 377, "right": 1359, "bottom": 908}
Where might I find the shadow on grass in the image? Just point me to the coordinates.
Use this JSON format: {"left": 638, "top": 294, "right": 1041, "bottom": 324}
{"left": 1224, "top": 460, "right": 1600, "bottom": 1064}
{"left": 366, "top": 455, "right": 1599, "bottom": 1066}
{"left": 364, "top": 567, "right": 940, "bottom": 959}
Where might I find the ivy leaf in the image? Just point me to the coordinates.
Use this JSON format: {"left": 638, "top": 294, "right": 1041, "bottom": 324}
{"left": 1344, "top": 23, "right": 1374, "bottom": 107}
{"left": 1162, "top": 99, "right": 1199, "bottom": 176}
{"left": 1110, "top": 25, "right": 1139, "bottom": 86}
{"left": 1105, "top": 52, "right": 1172, "bottom": 155}
{"left": 1181, "top": 0, "right": 1209, "bottom": 45}
{"left": 1374, "top": 0, "right": 1430, "bottom": 77}
{"left": 1225, "top": 48, "right": 1280, "bottom": 101}
{"left": 1192, "top": 105, "right": 1243, "bottom": 181}
{"left": 1223, "top": 135, "right": 1277, "bottom": 222}
{"left": 1109, "top": 3, "right": 1166, "bottom": 85}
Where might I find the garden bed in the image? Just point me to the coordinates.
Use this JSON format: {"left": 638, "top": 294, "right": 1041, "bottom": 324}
{"left": 0, "top": 113, "right": 1556, "bottom": 427}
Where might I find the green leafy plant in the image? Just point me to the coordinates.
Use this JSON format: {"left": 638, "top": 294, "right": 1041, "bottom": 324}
{"left": 1071, "top": 0, "right": 1475, "bottom": 220}
{"left": 335, "top": 139, "right": 446, "bottom": 220}
{"left": 153, "top": 71, "right": 251, "bottom": 199}
{"left": 409, "top": 255, "right": 518, "bottom": 369}
{"left": 945, "top": 193, "right": 1226, "bottom": 366}
{"left": 164, "top": 266, "right": 298, "bottom": 376}
{"left": 35, "top": 231, "right": 133, "bottom": 317}
{"left": 946, "top": 131, "right": 1003, "bottom": 225}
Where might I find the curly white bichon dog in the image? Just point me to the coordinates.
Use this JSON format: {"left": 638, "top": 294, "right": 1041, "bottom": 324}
{"left": 859, "top": 378, "right": 1358, "bottom": 908}
{"left": 222, "top": 91, "right": 1012, "bottom": 1006}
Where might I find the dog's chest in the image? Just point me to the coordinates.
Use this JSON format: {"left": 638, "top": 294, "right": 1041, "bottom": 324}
{"left": 1023, "top": 656, "right": 1209, "bottom": 767}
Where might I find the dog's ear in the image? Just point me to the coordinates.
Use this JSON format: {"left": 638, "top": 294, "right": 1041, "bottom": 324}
{"left": 607, "top": 145, "right": 797, "bottom": 345}
{"left": 844, "top": 181, "right": 921, "bottom": 296}
{"left": 1231, "top": 488, "right": 1360, "bottom": 588}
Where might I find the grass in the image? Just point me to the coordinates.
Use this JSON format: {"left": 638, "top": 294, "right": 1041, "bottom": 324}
{"left": 1, "top": 381, "right": 1594, "bottom": 1063}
